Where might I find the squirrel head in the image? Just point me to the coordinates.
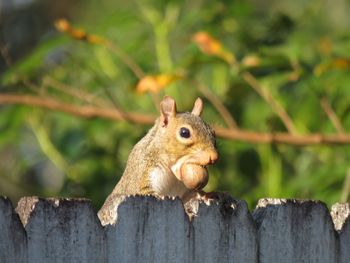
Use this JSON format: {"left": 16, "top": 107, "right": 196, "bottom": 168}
{"left": 156, "top": 96, "right": 218, "bottom": 189}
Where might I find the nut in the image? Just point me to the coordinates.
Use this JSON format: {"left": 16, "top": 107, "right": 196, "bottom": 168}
{"left": 181, "top": 163, "right": 209, "bottom": 190}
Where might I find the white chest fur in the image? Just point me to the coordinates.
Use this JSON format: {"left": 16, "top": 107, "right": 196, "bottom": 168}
{"left": 149, "top": 167, "right": 188, "bottom": 197}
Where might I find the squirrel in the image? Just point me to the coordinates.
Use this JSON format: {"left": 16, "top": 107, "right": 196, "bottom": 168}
{"left": 98, "top": 96, "right": 218, "bottom": 225}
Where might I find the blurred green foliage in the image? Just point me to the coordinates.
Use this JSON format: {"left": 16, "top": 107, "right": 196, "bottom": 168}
{"left": 2, "top": 0, "right": 350, "bottom": 210}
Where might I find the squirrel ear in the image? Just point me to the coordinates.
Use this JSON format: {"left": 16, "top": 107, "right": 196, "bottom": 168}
{"left": 191, "top": 97, "right": 203, "bottom": 116}
{"left": 160, "top": 96, "right": 177, "bottom": 126}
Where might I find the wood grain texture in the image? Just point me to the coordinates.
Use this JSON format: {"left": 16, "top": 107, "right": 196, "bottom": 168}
{"left": 0, "top": 197, "right": 27, "bottom": 263}
{"left": 16, "top": 197, "right": 106, "bottom": 263}
{"left": 253, "top": 198, "right": 338, "bottom": 263}
{"left": 0, "top": 196, "right": 349, "bottom": 262}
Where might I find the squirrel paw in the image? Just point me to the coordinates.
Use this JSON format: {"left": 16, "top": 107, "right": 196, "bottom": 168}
{"left": 183, "top": 191, "right": 233, "bottom": 219}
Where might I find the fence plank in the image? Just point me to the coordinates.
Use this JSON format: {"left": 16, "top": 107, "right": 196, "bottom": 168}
{"left": 105, "top": 195, "right": 257, "bottom": 263}
{"left": 1, "top": 195, "right": 349, "bottom": 262}
{"left": 190, "top": 197, "right": 258, "bottom": 263}
{"left": 106, "top": 196, "right": 189, "bottom": 263}
{"left": 253, "top": 198, "right": 338, "bottom": 263}
{"left": 0, "top": 197, "right": 27, "bottom": 263}
{"left": 16, "top": 197, "right": 106, "bottom": 263}
{"left": 339, "top": 219, "right": 350, "bottom": 263}
{"left": 332, "top": 203, "right": 350, "bottom": 263}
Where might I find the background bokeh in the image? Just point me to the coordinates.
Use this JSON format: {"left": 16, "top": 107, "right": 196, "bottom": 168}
{"left": 2, "top": 0, "right": 350, "bottom": 210}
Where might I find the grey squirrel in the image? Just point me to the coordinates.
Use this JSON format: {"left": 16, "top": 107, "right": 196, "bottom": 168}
{"left": 98, "top": 96, "right": 218, "bottom": 225}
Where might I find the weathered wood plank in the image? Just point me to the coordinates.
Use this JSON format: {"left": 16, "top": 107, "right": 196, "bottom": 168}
{"left": 16, "top": 197, "right": 106, "bottom": 263}
{"left": 332, "top": 203, "right": 350, "bottom": 263}
{"left": 106, "top": 196, "right": 190, "bottom": 263}
{"left": 105, "top": 195, "right": 257, "bottom": 263}
{"left": 0, "top": 197, "right": 27, "bottom": 263}
{"left": 1, "top": 195, "right": 349, "bottom": 262}
{"left": 190, "top": 196, "right": 258, "bottom": 263}
{"left": 253, "top": 198, "right": 338, "bottom": 263}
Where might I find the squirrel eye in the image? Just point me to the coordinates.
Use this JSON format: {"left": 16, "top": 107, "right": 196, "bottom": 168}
{"left": 179, "top": 127, "right": 191, "bottom": 138}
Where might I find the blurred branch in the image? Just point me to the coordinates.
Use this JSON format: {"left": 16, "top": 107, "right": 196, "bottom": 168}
{"left": 43, "top": 76, "right": 109, "bottom": 107}
{"left": 138, "top": 3, "right": 175, "bottom": 72}
{"left": 104, "top": 41, "right": 145, "bottom": 79}
{"left": 196, "top": 82, "right": 238, "bottom": 129}
{"left": 214, "top": 127, "right": 350, "bottom": 145}
{"left": 54, "top": 19, "right": 162, "bottom": 108}
{"left": 242, "top": 72, "right": 297, "bottom": 134}
{"left": 26, "top": 77, "right": 125, "bottom": 123}
{"left": 320, "top": 97, "right": 345, "bottom": 134}
{"left": 101, "top": 40, "right": 162, "bottom": 108}
{"left": 0, "top": 43, "right": 13, "bottom": 66}
{"left": 104, "top": 41, "right": 162, "bottom": 110}
{"left": 0, "top": 94, "right": 154, "bottom": 125}
{"left": 3, "top": 93, "right": 350, "bottom": 145}
{"left": 27, "top": 115, "right": 69, "bottom": 172}
{"left": 340, "top": 168, "right": 350, "bottom": 202}
{"left": 43, "top": 77, "right": 130, "bottom": 122}
{"left": 55, "top": 19, "right": 145, "bottom": 79}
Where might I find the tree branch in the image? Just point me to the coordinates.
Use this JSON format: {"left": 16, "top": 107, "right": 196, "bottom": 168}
{"left": 214, "top": 126, "right": 350, "bottom": 145}
{"left": 340, "top": 168, "right": 350, "bottom": 202}
{"left": 0, "top": 94, "right": 154, "bottom": 125}
{"left": 196, "top": 82, "right": 238, "bottom": 129}
{"left": 43, "top": 76, "right": 111, "bottom": 107}
{"left": 320, "top": 97, "right": 345, "bottom": 134}
{"left": 105, "top": 41, "right": 145, "bottom": 79}
{"left": 2, "top": 93, "right": 350, "bottom": 145}
{"left": 242, "top": 72, "right": 297, "bottom": 134}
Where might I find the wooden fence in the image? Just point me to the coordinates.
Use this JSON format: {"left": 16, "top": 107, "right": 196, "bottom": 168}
{"left": 1, "top": 195, "right": 349, "bottom": 263}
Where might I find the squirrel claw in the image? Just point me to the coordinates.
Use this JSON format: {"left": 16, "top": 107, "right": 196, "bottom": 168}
{"left": 183, "top": 191, "right": 234, "bottom": 219}
{"left": 202, "top": 191, "right": 231, "bottom": 203}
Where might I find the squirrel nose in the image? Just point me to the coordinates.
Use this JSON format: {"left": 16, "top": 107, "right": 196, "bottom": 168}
{"left": 208, "top": 149, "right": 218, "bottom": 164}
{"left": 188, "top": 148, "right": 219, "bottom": 166}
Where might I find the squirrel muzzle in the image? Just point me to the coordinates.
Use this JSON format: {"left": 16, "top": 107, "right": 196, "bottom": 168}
{"left": 186, "top": 148, "right": 218, "bottom": 166}
{"left": 171, "top": 147, "right": 218, "bottom": 189}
